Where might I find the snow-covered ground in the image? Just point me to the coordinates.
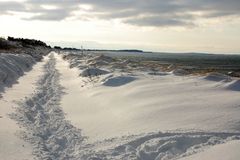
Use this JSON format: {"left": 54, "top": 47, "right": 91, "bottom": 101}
{"left": 1, "top": 51, "right": 240, "bottom": 159}
{"left": 180, "top": 140, "right": 240, "bottom": 160}
{"left": 0, "top": 55, "right": 47, "bottom": 160}
{"left": 57, "top": 52, "right": 240, "bottom": 159}
{"left": 0, "top": 53, "right": 36, "bottom": 97}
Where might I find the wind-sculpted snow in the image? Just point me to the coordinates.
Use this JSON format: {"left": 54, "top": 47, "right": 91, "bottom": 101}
{"left": 0, "top": 53, "right": 35, "bottom": 96}
{"left": 103, "top": 76, "right": 136, "bottom": 87}
{"left": 100, "top": 132, "right": 240, "bottom": 160}
{"left": 8, "top": 53, "right": 240, "bottom": 159}
{"left": 63, "top": 53, "right": 137, "bottom": 73}
{"left": 204, "top": 72, "right": 232, "bottom": 82}
{"left": 10, "top": 54, "right": 85, "bottom": 159}
{"left": 79, "top": 131, "right": 240, "bottom": 160}
{"left": 80, "top": 68, "right": 110, "bottom": 77}
{"left": 62, "top": 53, "right": 141, "bottom": 87}
{"left": 226, "top": 80, "right": 240, "bottom": 91}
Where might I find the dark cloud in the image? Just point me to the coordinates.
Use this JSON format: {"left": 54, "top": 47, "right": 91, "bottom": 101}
{"left": 0, "top": 0, "right": 240, "bottom": 27}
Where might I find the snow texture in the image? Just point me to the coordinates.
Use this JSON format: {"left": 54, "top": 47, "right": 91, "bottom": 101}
{"left": 7, "top": 52, "right": 240, "bottom": 160}
{"left": 10, "top": 54, "right": 85, "bottom": 159}
{"left": 226, "top": 80, "right": 240, "bottom": 91}
{"left": 58, "top": 52, "right": 240, "bottom": 160}
{"left": 92, "top": 132, "right": 240, "bottom": 160}
{"left": 0, "top": 53, "right": 35, "bottom": 96}
{"left": 80, "top": 68, "right": 109, "bottom": 77}
{"left": 204, "top": 72, "right": 232, "bottom": 82}
{"left": 103, "top": 76, "right": 136, "bottom": 87}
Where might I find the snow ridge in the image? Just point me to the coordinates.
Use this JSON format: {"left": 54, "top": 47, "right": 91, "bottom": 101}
{"left": 0, "top": 53, "right": 35, "bottom": 96}
{"left": 10, "top": 54, "right": 85, "bottom": 160}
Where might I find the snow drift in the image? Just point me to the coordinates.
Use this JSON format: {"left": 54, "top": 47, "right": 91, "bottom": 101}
{"left": 80, "top": 68, "right": 109, "bottom": 77}
{"left": 226, "top": 80, "right": 240, "bottom": 91}
{"left": 204, "top": 72, "right": 232, "bottom": 82}
{"left": 4, "top": 52, "right": 240, "bottom": 160}
{"left": 86, "top": 54, "right": 115, "bottom": 66}
{"left": 103, "top": 76, "right": 137, "bottom": 87}
{"left": 55, "top": 52, "right": 240, "bottom": 159}
{"left": 0, "top": 53, "right": 35, "bottom": 96}
{"left": 172, "top": 69, "right": 189, "bottom": 76}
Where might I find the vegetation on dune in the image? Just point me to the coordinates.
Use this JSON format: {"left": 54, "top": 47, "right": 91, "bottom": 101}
{"left": 0, "top": 36, "right": 51, "bottom": 61}
{"left": 0, "top": 37, "right": 17, "bottom": 50}
{"left": 8, "top": 37, "right": 50, "bottom": 48}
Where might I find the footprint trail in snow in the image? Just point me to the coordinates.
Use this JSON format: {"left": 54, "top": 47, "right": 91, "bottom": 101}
{"left": 10, "top": 53, "right": 85, "bottom": 159}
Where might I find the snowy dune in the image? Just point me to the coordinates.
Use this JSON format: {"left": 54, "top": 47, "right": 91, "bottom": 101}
{"left": 57, "top": 52, "right": 240, "bottom": 159}
{"left": 0, "top": 53, "right": 35, "bottom": 97}
{"left": 58, "top": 53, "right": 240, "bottom": 139}
{"left": 1, "top": 51, "right": 240, "bottom": 159}
{"left": 180, "top": 140, "right": 240, "bottom": 160}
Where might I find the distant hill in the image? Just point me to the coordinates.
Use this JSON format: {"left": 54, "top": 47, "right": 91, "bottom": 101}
{"left": 117, "top": 49, "right": 143, "bottom": 52}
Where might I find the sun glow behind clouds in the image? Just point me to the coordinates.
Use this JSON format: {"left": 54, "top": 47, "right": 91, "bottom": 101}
{"left": 79, "top": 4, "right": 92, "bottom": 11}
{"left": 41, "top": 5, "right": 59, "bottom": 10}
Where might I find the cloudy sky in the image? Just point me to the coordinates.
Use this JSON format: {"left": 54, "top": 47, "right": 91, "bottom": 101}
{"left": 0, "top": 0, "right": 240, "bottom": 53}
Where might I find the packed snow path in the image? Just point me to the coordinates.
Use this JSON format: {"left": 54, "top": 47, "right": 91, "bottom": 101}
{"left": 0, "top": 54, "right": 45, "bottom": 160}
{"left": 10, "top": 54, "right": 85, "bottom": 159}
{"left": 8, "top": 52, "right": 240, "bottom": 160}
